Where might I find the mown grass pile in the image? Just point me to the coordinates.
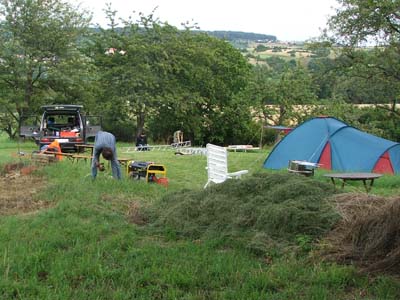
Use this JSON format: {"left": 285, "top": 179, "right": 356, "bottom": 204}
{"left": 327, "top": 193, "right": 400, "bottom": 275}
{"left": 145, "top": 172, "right": 339, "bottom": 254}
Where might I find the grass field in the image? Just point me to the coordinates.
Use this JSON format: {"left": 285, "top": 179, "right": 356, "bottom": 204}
{"left": 1, "top": 135, "right": 399, "bottom": 299}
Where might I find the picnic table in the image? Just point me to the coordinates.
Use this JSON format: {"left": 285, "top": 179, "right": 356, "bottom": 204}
{"left": 76, "top": 144, "right": 94, "bottom": 156}
{"left": 227, "top": 145, "right": 260, "bottom": 152}
{"left": 324, "top": 172, "right": 383, "bottom": 193}
{"left": 70, "top": 154, "right": 92, "bottom": 163}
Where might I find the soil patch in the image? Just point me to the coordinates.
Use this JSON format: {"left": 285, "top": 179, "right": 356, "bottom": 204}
{"left": 0, "top": 162, "right": 51, "bottom": 216}
{"left": 127, "top": 201, "right": 148, "bottom": 225}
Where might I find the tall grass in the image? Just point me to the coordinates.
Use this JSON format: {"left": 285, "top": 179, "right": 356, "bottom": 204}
{"left": 0, "top": 140, "right": 399, "bottom": 299}
{"left": 0, "top": 134, "right": 37, "bottom": 164}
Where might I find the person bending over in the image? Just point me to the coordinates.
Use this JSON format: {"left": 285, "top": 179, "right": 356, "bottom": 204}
{"left": 91, "top": 131, "right": 121, "bottom": 179}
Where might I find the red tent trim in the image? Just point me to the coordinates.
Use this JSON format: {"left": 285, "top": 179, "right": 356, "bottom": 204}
{"left": 319, "top": 142, "right": 331, "bottom": 170}
{"left": 373, "top": 151, "right": 394, "bottom": 174}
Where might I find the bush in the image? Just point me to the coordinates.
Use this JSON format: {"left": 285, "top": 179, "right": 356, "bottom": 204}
{"left": 255, "top": 44, "right": 268, "bottom": 52}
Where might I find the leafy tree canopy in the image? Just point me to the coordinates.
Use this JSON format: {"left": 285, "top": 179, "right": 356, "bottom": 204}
{"left": 328, "top": 0, "right": 400, "bottom": 46}
{"left": 0, "top": 0, "right": 92, "bottom": 137}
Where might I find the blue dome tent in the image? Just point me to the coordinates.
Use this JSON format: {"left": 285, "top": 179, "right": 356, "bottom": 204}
{"left": 263, "top": 117, "right": 400, "bottom": 174}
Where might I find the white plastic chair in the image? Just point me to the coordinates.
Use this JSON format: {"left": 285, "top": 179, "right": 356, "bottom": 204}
{"left": 204, "top": 143, "right": 249, "bottom": 189}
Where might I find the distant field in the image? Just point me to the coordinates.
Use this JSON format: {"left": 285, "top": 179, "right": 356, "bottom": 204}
{"left": 244, "top": 41, "right": 333, "bottom": 65}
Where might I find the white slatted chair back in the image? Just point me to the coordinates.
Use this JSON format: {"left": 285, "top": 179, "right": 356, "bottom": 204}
{"left": 204, "top": 143, "right": 248, "bottom": 189}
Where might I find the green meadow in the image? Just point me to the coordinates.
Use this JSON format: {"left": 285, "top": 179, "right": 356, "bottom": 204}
{"left": 1, "top": 136, "right": 399, "bottom": 299}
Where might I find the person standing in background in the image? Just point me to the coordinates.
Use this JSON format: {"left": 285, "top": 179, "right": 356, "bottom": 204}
{"left": 136, "top": 132, "right": 149, "bottom": 151}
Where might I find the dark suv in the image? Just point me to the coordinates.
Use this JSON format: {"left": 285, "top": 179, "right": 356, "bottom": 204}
{"left": 20, "top": 105, "right": 101, "bottom": 152}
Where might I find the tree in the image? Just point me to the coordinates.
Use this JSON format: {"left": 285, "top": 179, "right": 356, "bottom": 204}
{"left": 325, "top": 1, "right": 400, "bottom": 104}
{"left": 91, "top": 7, "right": 252, "bottom": 144}
{"left": 89, "top": 10, "right": 183, "bottom": 140}
{"left": 0, "top": 0, "right": 91, "bottom": 138}
{"left": 322, "top": 0, "right": 400, "bottom": 140}
{"left": 247, "top": 64, "right": 317, "bottom": 128}
{"left": 147, "top": 30, "right": 253, "bottom": 145}
{"left": 331, "top": 50, "right": 400, "bottom": 104}
{"left": 307, "top": 56, "right": 336, "bottom": 100}
{"left": 328, "top": 0, "right": 400, "bottom": 46}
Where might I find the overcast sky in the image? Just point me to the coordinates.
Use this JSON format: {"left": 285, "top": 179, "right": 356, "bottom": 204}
{"left": 69, "top": 0, "right": 339, "bottom": 41}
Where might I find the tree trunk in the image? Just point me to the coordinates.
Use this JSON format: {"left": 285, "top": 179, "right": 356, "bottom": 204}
{"left": 136, "top": 109, "right": 146, "bottom": 136}
{"left": 16, "top": 72, "right": 34, "bottom": 139}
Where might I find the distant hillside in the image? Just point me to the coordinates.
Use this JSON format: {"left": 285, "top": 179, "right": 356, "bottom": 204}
{"left": 202, "top": 31, "right": 277, "bottom": 42}
{"left": 89, "top": 27, "right": 277, "bottom": 43}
